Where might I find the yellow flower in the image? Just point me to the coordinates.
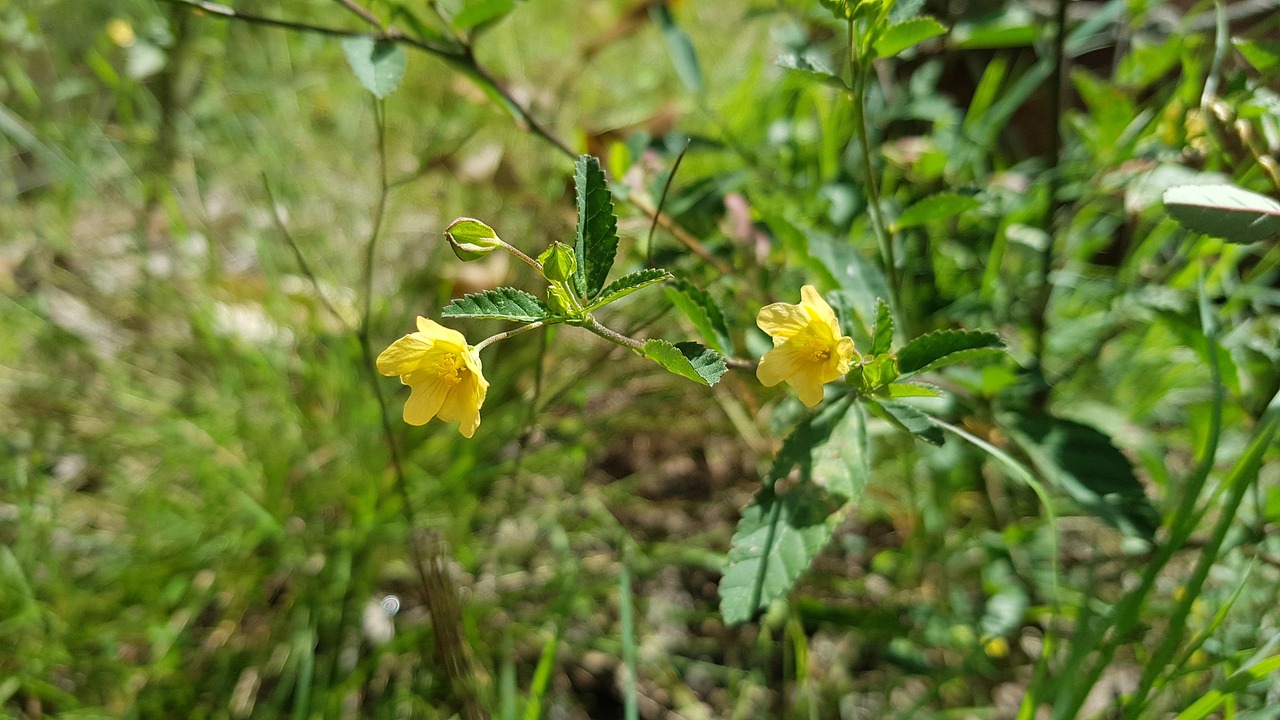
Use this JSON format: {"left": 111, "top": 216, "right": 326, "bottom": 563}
{"left": 756, "top": 285, "right": 856, "bottom": 407}
{"left": 376, "top": 316, "right": 489, "bottom": 438}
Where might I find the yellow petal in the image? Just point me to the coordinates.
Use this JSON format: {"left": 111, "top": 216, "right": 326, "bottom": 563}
{"left": 437, "top": 372, "right": 487, "bottom": 438}
{"left": 415, "top": 316, "right": 467, "bottom": 348}
{"left": 800, "top": 285, "right": 840, "bottom": 339}
{"left": 376, "top": 334, "right": 433, "bottom": 376}
{"left": 789, "top": 372, "right": 826, "bottom": 408}
{"left": 823, "top": 336, "right": 856, "bottom": 381}
{"left": 401, "top": 369, "right": 449, "bottom": 425}
{"left": 756, "top": 301, "right": 809, "bottom": 339}
{"left": 756, "top": 339, "right": 810, "bottom": 388}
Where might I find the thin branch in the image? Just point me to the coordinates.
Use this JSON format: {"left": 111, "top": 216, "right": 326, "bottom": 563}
{"left": 647, "top": 138, "right": 691, "bottom": 268}
{"left": 260, "top": 173, "right": 348, "bottom": 327}
{"left": 331, "top": 0, "right": 384, "bottom": 30}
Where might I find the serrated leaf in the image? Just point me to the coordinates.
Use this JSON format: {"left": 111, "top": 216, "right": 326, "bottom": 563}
{"left": 1162, "top": 184, "right": 1280, "bottom": 243}
{"left": 340, "top": 37, "right": 406, "bottom": 98}
{"left": 871, "top": 298, "right": 893, "bottom": 355}
{"left": 642, "top": 340, "right": 727, "bottom": 386}
{"left": 442, "top": 287, "right": 550, "bottom": 322}
{"left": 874, "top": 16, "right": 947, "bottom": 58}
{"left": 766, "top": 399, "right": 868, "bottom": 500}
{"left": 573, "top": 155, "right": 620, "bottom": 300}
{"left": 451, "top": 0, "right": 514, "bottom": 30}
{"left": 664, "top": 280, "right": 734, "bottom": 355}
{"left": 1008, "top": 413, "right": 1159, "bottom": 539}
{"left": 866, "top": 399, "right": 944, "bottom": 445}
{"left": 719, "top": 483, "right": 844, "bottom": 625}
{"left": 897, "top": 329, "right": 1003, "bottom": 375}
{"left": 1233, "top": 39, "right": 1280, "bottom": 75}
{"left": 589, "top": 268, "right": 672, "bottom": 310}
{"left": 776, "top": 53, "right": 848, "bottom": 88}
{"left": 651, "top": 3, "right": 702, "bottom": 94}
{"left": 892, "top": 192, "right": 981, "bottom": 231}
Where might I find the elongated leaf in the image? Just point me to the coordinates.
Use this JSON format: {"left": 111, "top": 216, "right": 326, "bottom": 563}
{"left": 866, "top": 399, "right": 944, "bottom": 445}
{"left": 897, "top": 329, "right": 1003, "bottom": 375}
{"left": 883, "top": 383, "right": 940, "bottom": 398}
{"left": 776, "top": 53, "right": 847, "bottom": 88}
{"left": 442, "top": 287, "right": 550, "bottom": 322}
{"left": 1009, "top": 413, "right": 1159, "bottom": 539}
{"left": 871, "top": 298, "right": 893, "bottom": 355}
{"left": 642, "top": 340, "right": 727, "bottom": 386}
{"left": 893, "top": 193, "right": 981, "bottom": 231}
{"left": 573, "top": 155, "right": 620, "bottom": 300}
{"left": 452, "top": 0, "right": 514, "bottom": 30}
{"left": 719, "top": 483, "right": 844, "bottom": 625}
{"left": 651, "top": 3, "right": 702, "bottom": 94}
{"left": 589, "top": 268, "right": 671, "bottom": 310}
{"left": 664, "top": 280, "right": 734, "bottom": 355}
{"left": 341, "top": 37, "right": 406, "bottom": 98}
{"left": 874, "top": 16, "right": 947, "bottom": 58}
{"left": 1162, "top": 184, "right": 1280, "bottom": 243}
{"left": 1233, "top": 39, "right": 1280, "bottom": 75}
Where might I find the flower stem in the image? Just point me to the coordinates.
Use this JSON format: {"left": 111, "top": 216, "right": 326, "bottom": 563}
{"left": 583, "top": 316, "right": 646, "bottom": 351}
{"left": 474, "top": 320, "right": 549, "bottom": 353}
{"left": 848, "top": 20, "right": 901, "bottom": 315}
{"left": 499, "top": 241, "right": 543, "bottom": 273}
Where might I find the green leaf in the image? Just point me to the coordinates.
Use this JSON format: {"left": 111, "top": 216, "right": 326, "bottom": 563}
{"left": 664, "top": 280, "right": 734, "bottom": 355}
{"left": 888, "top": 0, "right": 926, "bottom": 22}
{"left": 870, "top": 298, "right": 893, "bottom": 355}
{"left": 719, "top": 483, "right": 844, "bottom": 625}
{"left": 766, "top": 400, "right": 869, "bottom": 500}
{"left": 874, "top": 16, "right": 947, "bottom": 58}
{"left": 573, "top": 155, "right": 620, "bottom": 300}
{"left": 650, "top": 3, "right": 703, "bottom": 94}
{"left": 442, "top": 287, "right": 550, "bottom": 322}
{"left": 589, "top": 268, "right": 672, "bottom": 310}
{"left": 897, "top": 329, "right": 1003, "bottom": 375}
{"left": 865, "top": 399, "right": 944, "bottom": 445}
{"left": 951, "top": 8, "right": 1038, "bottom": 49}
{"left": 642, "top": 340, "right": 727, "bottom": 386}
{"left": 1233, "top": 39, "right": 1280, "bottom": 75}
{"left": 776, "top": 53, "right": 847, "bottom": 88}
{"left": 883, "top": 383, "right": 940, "bottom": 398}
{"left": 1162, "top": 184, "right": 1280, "bottom": 243}
{"left": 451, "top": 0, "right": 515, "bottom": 30}
{"left": 340, "top": 37, "right": 406, "bottom": 98}
{"left": 892, "top": 192, "right": 981, "bottom": 231}
{"left": 1008, "top": 413, "right": 1160, "bottom": 539}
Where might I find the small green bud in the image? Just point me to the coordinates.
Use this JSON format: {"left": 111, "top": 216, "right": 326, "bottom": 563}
{"left": 445, "top": 217, "right": 504, "bottom": 261}
{"left": 546, "top": 284, "right": 576, "bottom": 317}
{"left": 537, "top": 242, "right": 577, "bottom": 284}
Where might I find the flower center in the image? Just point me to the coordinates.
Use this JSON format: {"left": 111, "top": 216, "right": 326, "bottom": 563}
{"left": 801, "top": 335, "right": 831, "bottom": 363}
{"left": 433, "top": 354, "right": 467, "bottom": 386}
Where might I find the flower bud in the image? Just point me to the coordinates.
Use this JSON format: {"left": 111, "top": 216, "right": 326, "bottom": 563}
{"left": 546, "top": 285, "right": 575, "bottom": 317}
{"left": 444, "top": 217, "right": 504, "bottom": 261}
{"left": 537, "top": 242, "right": 577, "bottom": 284}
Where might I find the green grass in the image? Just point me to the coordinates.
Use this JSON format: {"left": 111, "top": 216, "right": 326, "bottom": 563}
{"left": 3, "top": 0, "right": 1280, "bottom": 718}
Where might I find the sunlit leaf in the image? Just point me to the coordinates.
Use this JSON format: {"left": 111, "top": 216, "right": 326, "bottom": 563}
{"left": 871, "top": 298, "right": 893, "bottom": 355}
{"left": 892, "top": 192, "right": 981, "bottom": 231}
{"left": 865, "top": 398, "right": 943, "bottom": 445}
{"left": 589, "top": 268, "right": 672, "bottom": 310}
{"left": 452, "top": 0, "right": 514, "bottom": 30}
{"left": 1162, "top": 184, "right": 1280, "bottom": 243}
{"left": 665, "top": 280, "right": 734, "bottom": 355}
{"left": 1233, "top": 38, "right": 1280, "bottom": 75}
{"left": 897, "top": 329, "right": 1003, "bottom": 375}
{"left": 651, "top": 3, "right": 702, "bottom": 94}
{"left": 874, "top": 16, "right": 947, "bottom": 58}
{"left": 442, "top": 287, "right": 550, "bottom": 322}
{"left": 573, "top": 155, "right": 620, "bottom": 300}
{"left": 719, "top": 483, "right": 844, "bottom": 625}
{"left": 776, "top": 53, "right": 847, "bottom": 88}
{"left": 341, "top": 37, "right": 406, "bottom": 98}
{"left": 642, "top": 340, "right": 727, "bottom": 386}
